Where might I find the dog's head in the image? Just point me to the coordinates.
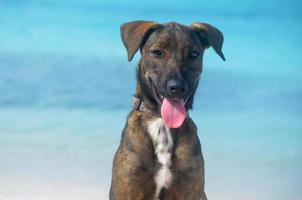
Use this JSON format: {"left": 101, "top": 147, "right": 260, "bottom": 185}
{"left": 121, "top": 21, "right": 225, "bottom": 127}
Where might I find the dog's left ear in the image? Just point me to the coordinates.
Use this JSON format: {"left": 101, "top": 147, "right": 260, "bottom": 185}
{"left": 191, "top": 22, "right": 225, "bottom": 61}
{"left": 121, "top": 21, "right": 158, "bottom": 61}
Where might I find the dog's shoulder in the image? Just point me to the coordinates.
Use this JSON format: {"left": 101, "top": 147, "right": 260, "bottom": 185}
{"left": 119, "top": 110, "right": 154, "bottom": 154}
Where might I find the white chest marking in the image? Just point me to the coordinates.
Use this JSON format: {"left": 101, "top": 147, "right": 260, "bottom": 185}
{"left": 148, "top": 118, "right": 173, "bottom": 199}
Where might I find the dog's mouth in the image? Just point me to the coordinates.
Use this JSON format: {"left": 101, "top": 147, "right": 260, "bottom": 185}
{"left": 149, "top": 78, "right": 189, "bottom": 106}
{"left": 149, "top": 78, "right": 188, "bottom": 129}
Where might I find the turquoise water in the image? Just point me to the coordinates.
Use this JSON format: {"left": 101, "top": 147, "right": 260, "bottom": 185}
{"left": 0, "top": 0, "right": 301, "bottom": 199}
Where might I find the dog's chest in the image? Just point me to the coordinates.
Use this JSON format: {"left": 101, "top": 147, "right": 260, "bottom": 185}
{"left": 147, "top": 118, "right": 173, "bottom": 199}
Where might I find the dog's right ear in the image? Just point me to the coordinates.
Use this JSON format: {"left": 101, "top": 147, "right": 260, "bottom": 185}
{"left": 121, "top": 21, "right": 158, "bottom": 61}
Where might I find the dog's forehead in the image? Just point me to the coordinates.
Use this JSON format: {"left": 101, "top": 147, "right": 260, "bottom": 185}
{"left": 146, "top": 22, "right": 198, "bottom": 47}
{"left": 162, "top": 22, "right": 188, "bottom": 30}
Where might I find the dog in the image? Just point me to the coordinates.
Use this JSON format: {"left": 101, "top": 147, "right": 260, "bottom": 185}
{"left": 110, "top": 21, "right": 225, "bottom": 200}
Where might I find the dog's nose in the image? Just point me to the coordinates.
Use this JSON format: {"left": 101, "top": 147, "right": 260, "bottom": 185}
{"left": 166, "top": 79, "right": 188, "bottom": 97}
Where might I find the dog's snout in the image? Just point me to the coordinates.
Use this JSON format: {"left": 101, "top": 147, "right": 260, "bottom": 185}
{"left": 166, "top": 79, "right": 188, "bottom": 98}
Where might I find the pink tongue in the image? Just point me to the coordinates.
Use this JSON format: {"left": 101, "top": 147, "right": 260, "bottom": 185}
{"left": 161, "top": 98, "right": 187, "bottom": 128}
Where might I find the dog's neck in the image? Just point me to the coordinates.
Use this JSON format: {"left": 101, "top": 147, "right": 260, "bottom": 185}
{"left": 131, "top": 65, "right": 161, "bottom": 114}
{"left": 132, "top": 95, "right": 147, "bottom": 111}
{"left": 132, "top": 83, "right": 159, "bottom": 114}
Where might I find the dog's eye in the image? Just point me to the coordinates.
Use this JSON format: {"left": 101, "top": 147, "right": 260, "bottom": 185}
{"left": 151, "top": 49, "right": 163, "bottom": 58}
{"left": 188, "top": 51, "right": 200, "bottom": 59}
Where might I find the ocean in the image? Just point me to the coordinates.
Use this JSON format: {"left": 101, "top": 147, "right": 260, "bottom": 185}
{"left": 0, "top": 0, "right": 301, "bottom": 199}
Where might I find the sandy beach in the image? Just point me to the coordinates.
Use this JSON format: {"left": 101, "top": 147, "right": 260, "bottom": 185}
{"left": 0, "top": 108, "right": 301, "bottom": 200}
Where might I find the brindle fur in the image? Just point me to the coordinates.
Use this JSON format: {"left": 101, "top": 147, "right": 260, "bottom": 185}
{"left": 110, "top": 21, "right": 225, "bottom": 200}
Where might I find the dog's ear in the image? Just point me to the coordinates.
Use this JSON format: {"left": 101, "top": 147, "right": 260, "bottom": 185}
{"left": 191, "top": 22, "right": 225, "bottom": 61}
{"left": 121, "top": 21, "right": 158, "bottom": 61}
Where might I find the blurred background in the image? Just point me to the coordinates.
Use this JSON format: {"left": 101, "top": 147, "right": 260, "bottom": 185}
{"left": 0, "top": 0, "right": 301, "bottom": 199}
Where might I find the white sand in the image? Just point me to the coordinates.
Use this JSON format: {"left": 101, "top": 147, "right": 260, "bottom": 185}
{"left": 0, "top": 108, "right": 301, "bottom": 200}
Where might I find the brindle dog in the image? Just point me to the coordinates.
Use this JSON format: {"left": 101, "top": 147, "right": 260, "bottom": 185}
{"left": 110, "top": 21, "right": 225, "bottom": 200}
